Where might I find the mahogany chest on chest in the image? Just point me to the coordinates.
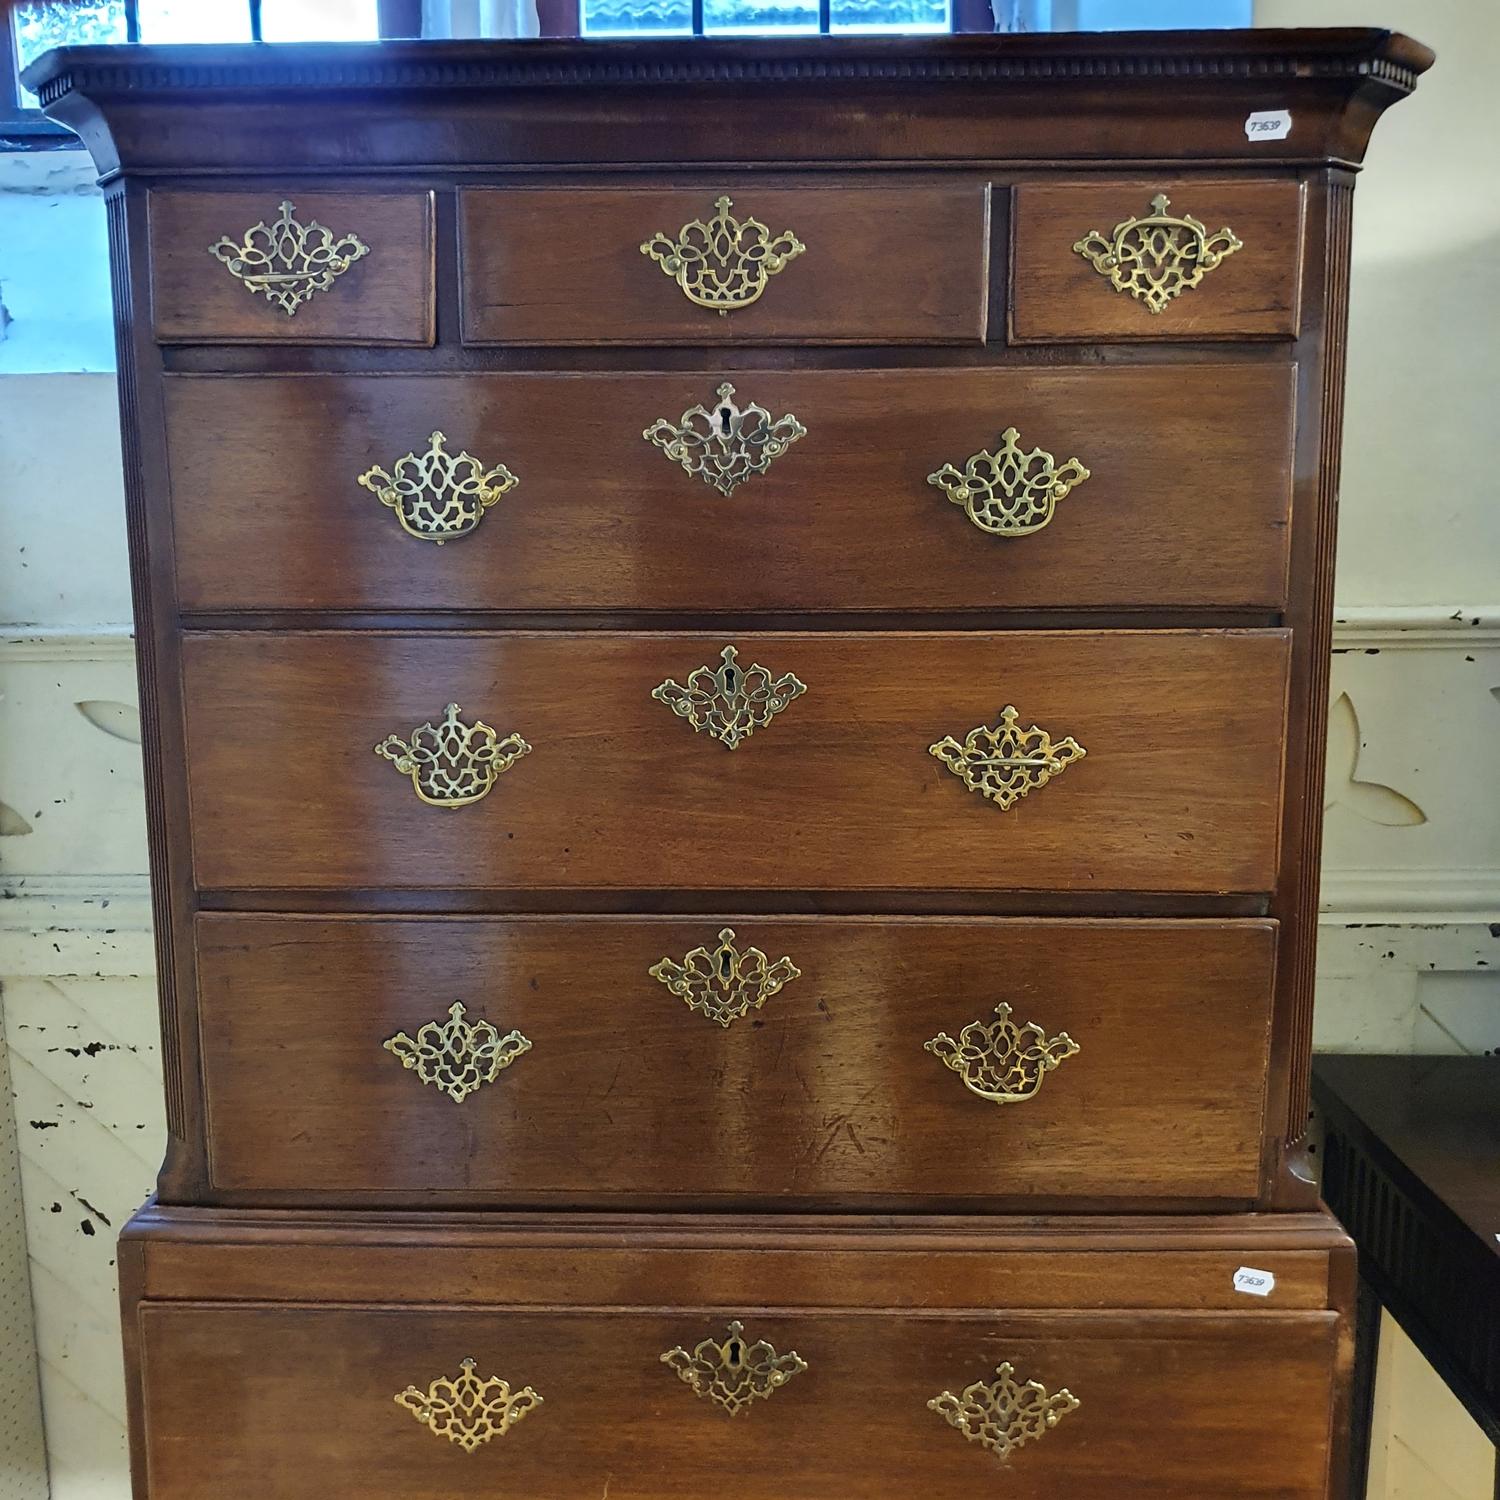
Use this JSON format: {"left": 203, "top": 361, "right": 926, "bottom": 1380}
{"left": 27, "top": 26, "right": 1431, "bottom": 1498}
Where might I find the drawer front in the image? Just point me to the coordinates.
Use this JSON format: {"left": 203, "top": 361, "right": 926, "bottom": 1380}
{"left": 148, "top": 190, "right": 436, "bottom": 345}
{"left": 459, "top": 185, "right": 989, "bottom": 344}
{"left": 1011, "top": 180, "right": 1305, "bottom": 342}
{"left": 195, "top": 915, "right": 1276, "bottom": 1204}
{"left": 139, "top": 1302, "right": 1337, "bottom": 1498}
{"left": 180, "top": 630, "right": 1289, "bottom": 894}
{"left": 165, "top": 364, "right": 1295, "bottom": 613}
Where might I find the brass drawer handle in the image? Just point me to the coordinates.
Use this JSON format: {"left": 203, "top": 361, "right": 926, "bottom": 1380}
{"left": 1073, "top": 192, "right": 1242, "bottom": 314}
{"left": 930, "top": 704, "right": 1085, "bottom": 811}
{"left": 395, "top": 1357, "right": 542, "bottom": 1452}
{"left": 358, "top": 431, "right": 518, "bottom": 544}
{"left": 650, "top": 927, "right": 801, "bottom": 1029}
{"left": 926, "top": 1004, "right": 1079, "bottom": 1104}
{"left": 929, "top": 1361, "right": 1080, "bottom": 1461}
{"left": 928, "top": 427, "right": 1090, "bottom": 538}
{"left": 375, "top": 702, "right": 531, "bottom": 808}
{"left": 645, "top": 382, "right": 806, "bottom": 496}
{"left": 384, "top": 1002, "right": 532, "bottom": 1103}
{"left": 640, "top": 195, "right": 805, "bottom": 314}
{"left": 662, "top": 1321, "right": 807, "bottom": 1416}
{"left": 208, "top": 198, "right": 369, "bottom": 316}
{"left": 653, "top": 644, "right": 806, "bottom": 750}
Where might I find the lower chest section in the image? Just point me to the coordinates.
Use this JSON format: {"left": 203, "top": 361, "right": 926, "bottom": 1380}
{"left": 128, "top": 1214, "right": 1346, "bottom": 1500}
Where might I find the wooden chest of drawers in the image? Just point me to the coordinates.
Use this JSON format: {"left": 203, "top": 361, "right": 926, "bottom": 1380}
{"left": 27, "top": 25, "right": 1431, "bottom": 1498}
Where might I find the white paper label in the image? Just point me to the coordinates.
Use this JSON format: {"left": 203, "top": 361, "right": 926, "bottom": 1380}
{"left": 1234, "top": 1266, "right": 1277, "bottom": 1298}
{"left": 1245, "top": 109, "right": 1293, "bottom": 142}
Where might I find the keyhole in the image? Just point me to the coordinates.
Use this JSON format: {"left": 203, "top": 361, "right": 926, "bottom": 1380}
{"left": 717, "top": 949, "right": 735, "bottom": 982}
{"left": 716, "top": 405, "right": 733, "bottom": 434}
{"left": 725, "top": 1337, "right": 745, "bottom": 1367}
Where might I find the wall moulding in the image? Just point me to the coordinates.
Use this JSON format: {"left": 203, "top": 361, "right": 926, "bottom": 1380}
{"left": 0, "top": 629, "right": 134, "bottom": 663}
{"left": 1331, "top": 605, "right": 1500, "bottom": 650}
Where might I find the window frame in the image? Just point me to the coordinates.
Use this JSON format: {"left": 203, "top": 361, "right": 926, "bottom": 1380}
{"left": 1, "top": 0, "right": 993, "bottom": 143}
{"left": 1, "top": 0, "right": 423, "bottom": 145}
{"left": 566, "top": 0, "right": 991, "bottom": 41}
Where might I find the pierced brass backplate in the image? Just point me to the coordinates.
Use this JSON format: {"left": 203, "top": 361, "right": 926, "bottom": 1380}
{"left": 649, "top": 928, "right": 801, "bottom": 1029}
{"left": 661, "top": 1321, "right": 807, "bottom": 1416}
{"left": 929, "top": 1361, "right": 1080, "bottom": 1461}
{"left": 208, "top": 199, "right": 369, "bottom": 316}
{"left": 926, "top": 1003, "right": 1079, "bottom": 1104}
{"left": 928, "top": 428, "right": 1091, "bottom": 538}
{"left": 652, "top": 645, "right": 806, "bottom": 750}
{"left": 358, "top": 431, "right": 518, "bottom": 544}
{"left": 394, "top": 1357, "right": 542, "bottom": 1453}
{"left": 384, "top": 1002, "right": 532, "bottom": 1103}
{"left": 1073, "top": 192, "right": 1242, "bottom": 314}
{"left": 374, "top": 703, "right": 531, "bottom": 808}
{"left": 640, "top": 195, "right": 805, "bottom": 314}
{"left": 644, "top": 382, "right": 806, "bottom": 496}
{"left": 930, "top": 705, "right": 1085, "bottom": 811}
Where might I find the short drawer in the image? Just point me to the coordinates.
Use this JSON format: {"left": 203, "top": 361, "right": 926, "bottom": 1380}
{"left": 1011, "top": 180, "right": 1305, "bottom": 342}
{"left": 133, "top": 1240, "right": 1340, "bottom": 1500}
{"left": 148, "top": 190, "right": 435, "bottom": 345}
{"left": 193, "top": 915, "right": 1276, "bottom": 1206}
{"left": 179, "top": 629, "right": 1289, "bottom": 895}
{"left": 164, "top": 364, "right": 1295, "bottom": 612}
{"left": 458, "top": 184, "right": 989, "bottom": 344}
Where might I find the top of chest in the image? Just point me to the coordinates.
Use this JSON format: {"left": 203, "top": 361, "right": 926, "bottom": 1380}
{"left": 29, "top": 29, "right": 1430, "bottom": 180}
{"left": 28, "top": 31, "right": 1429, "bottom": 356}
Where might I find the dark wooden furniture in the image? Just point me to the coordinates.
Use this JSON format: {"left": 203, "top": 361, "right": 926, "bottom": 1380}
{"left": 1315, "top": 1055, "right": 1500, "bottom": 1498}
{"left": 26, "top": 29, "right": 1431, "bottom": 1498}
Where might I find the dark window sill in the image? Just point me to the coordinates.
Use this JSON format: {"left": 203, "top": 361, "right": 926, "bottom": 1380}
{"left": 0, "top": 114, "right": 76, "bottom": 150}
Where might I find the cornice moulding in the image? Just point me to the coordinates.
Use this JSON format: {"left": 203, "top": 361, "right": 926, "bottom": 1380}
{"left": 23, "top": 31, "right": 1434, "bottom": 101}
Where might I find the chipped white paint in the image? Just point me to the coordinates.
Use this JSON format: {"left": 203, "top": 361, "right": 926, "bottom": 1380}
{"left": 2, "top": 978, "right": 161, "bottom": 1500}
{"left": 0, "top": 1038, "right": 49, "bottom": 1500}
{"left": 1313, "top": 925, "right": 1499, "bottom": 1053}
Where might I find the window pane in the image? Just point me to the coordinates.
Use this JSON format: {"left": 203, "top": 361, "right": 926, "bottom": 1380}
{"left": 830, "top": 0, "right": 949, "bottom": 32}
{"left": 259, "top": 0, "right": 381, "bottom": 41}
{"left": 581, "top": 0, "right": 694, "bottom": 38}
{"left": 137, "top": 0, "right": 253, "bottom": 43}
{"left": 703, "top": 0, "right": 819, "bottom": 36}
{"left": 13, "top": 0, "right": 127, "bottom": 104}
{"left": 1002, "top": 0, "right": 1251, "bottom": 26}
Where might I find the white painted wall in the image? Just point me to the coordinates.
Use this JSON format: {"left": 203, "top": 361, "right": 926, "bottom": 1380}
{"left": 0, "top": 5, "right": 1496, "bottom": 1494}
{"left": 0, "top": 147, "right": 149, "bottom": 1500}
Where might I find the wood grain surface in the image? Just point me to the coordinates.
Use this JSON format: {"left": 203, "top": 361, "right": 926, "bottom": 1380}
{"left": 148, "top": 189, "right": 435, "bottom": 346}
{"left": 164, "top": 364, "right": 1295, "bottom": 613}
{"left": 191, "top": 914, "right": 1276, "bottom": 1206}
{"left": 179, "top": 629, "right": 1291, "bottom": 894}
{"left": 136, "top": 1300, "right": 1338, "bottom": 1499}
{"left": 459, "top": 184, "right": 989, "bottom": 344}
{"left": 1010, "top": 180, "right": 1305, "bottom": 342}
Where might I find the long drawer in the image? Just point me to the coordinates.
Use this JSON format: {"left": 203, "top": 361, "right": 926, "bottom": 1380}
{"left": 125, "top": 1210, "right": 1347, "bottom": 1500}
{"left": 163, "top": 365, "right": 1295, "bottom": 613}
{"left": 192, "top": 914, "right": 1277, "bottom": 1206}
{"left": 179, "top": 629, "right": 1290, "bottom": 894}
